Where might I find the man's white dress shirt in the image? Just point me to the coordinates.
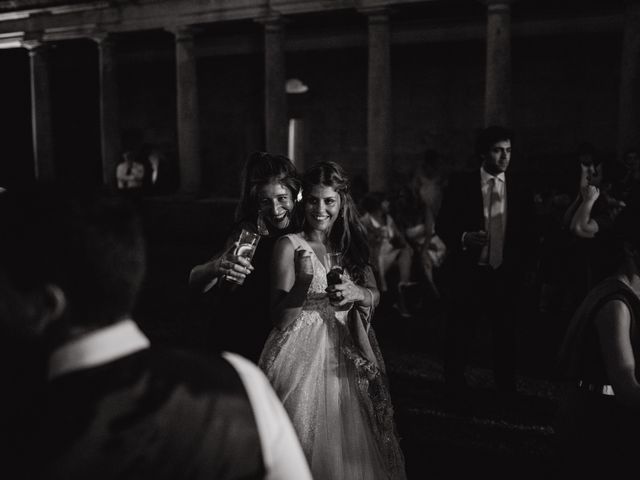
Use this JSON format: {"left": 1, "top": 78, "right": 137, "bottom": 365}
{"left": 48, "top": 319, "right": 312, "bottom": 480}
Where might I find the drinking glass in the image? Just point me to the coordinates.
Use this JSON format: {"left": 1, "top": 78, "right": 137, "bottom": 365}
{"left": 325, "top": 252, "right": 343, "bottom": 284}
{"left": 324, "top": 252, "right": 344, "bottom": 305}
{"left": 225, "top": 228, "right": 260, "bottom": 286}
{"left": 235, "top": 228, "right": 260, "bottom": 262}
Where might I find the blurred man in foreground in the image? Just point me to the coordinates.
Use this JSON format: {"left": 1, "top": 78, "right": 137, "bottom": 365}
{"left": 0, "top": 187, "right": 311, "bottom": 480}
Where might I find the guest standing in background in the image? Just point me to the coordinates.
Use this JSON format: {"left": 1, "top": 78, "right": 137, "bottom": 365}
{"left": 436, "top": 126, "right": 537, "bottom": 400}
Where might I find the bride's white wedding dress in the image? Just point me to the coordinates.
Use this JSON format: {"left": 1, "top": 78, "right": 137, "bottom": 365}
{"left": 259, "top": 234, "right": 406, "bottom": 480}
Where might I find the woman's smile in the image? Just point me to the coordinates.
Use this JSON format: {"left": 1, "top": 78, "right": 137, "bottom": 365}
{"left": 304, "top": 185, "right": 341, "bottom": 232}
{"left": 257, "top": 181, "right": 294, "bottom": 231}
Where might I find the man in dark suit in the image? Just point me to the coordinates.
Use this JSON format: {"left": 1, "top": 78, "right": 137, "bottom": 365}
{"left": 436, "top": 126, "right": 536, "bottom": 397}
{"left": 0, "top": 188, "right": 311, "bottom": 480}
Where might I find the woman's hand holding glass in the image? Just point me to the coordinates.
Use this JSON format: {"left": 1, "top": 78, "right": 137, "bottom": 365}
{"left": 218, "top": 242, "right": 254, "bottom": 285}
{"left": 326, "top": 275, "right": 366, "bottom": 307}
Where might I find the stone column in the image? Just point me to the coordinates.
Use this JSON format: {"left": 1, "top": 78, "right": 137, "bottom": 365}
{"left": 618, "top": 1, "right": 640, "bottom": 157}
{"left": 171, "top": 26, "right": 201, "bottom": 193}
{"left": 483, "top": 0, "right": 513, "bottom": 127}
{"left": 364, "top": 8, "right": 392, "bottom": 192}
{"left": 262, "top": 15, "right": 288, "bottom": 156}
{"left": 23, "top": 38, "right": 55, "bottom": 182}
{"left": 93, "top": 34, "right": 121, "bottom": 189}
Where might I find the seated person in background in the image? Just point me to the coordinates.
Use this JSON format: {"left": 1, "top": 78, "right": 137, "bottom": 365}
{"left": 394, "top": 151, "right": 448, "bottom": 299}
{"left": 414, "top": 150, "right": 447, "bottom": 241}
{"left": 116, "top": 150, "right": 145, "bottom": 190}
{"left": 360, "top": 191, "right": 414, "bottom": 317}
{"left": 0, "top": 187, "right": 311, "bottom": 480}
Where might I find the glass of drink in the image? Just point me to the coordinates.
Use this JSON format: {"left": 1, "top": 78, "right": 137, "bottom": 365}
{"left": 235, "top": 228, "right": 260, "bottom": 262}
{"left": 227, "top": 228, "right": 260, "bottom": 286}
{"left": 325, "top": 252, "right": 343, "bottom": 305}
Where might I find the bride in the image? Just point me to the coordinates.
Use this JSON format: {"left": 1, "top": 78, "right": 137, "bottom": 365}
{"left": 259, "top": 161, "right": 407, "bottom": 479}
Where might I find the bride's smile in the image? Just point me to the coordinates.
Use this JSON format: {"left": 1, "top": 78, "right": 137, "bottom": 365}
{"left": 304, "top": 185, "right": 341, "bottom": 234}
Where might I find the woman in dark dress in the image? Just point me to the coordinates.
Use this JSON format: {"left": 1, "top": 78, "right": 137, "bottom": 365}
{"left": 189, "top": 152, "right": 301, "bottom": 361}
{"left": 556, "top": 204, "right": 640, "bottom": 473}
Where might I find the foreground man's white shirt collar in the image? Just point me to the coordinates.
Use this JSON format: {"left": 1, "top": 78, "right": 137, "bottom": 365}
{"left": 48, "top": 319, "right": 150, "bottom": 380}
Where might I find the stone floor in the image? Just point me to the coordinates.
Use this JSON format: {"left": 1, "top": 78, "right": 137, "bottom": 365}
{"left": 136, "top": 267, "right": 568, "bottom": 478}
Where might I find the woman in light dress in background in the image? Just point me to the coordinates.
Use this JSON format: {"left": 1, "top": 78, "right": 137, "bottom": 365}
{"left": 259, "top": 161, "right": 407, "bottom": 479}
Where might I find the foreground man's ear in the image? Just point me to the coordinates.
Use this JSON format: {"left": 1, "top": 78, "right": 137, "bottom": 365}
{"left": 32, "top": 284, "right": 67, "bottom": 335}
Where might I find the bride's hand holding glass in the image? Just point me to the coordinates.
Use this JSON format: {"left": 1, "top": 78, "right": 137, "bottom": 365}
{"left": 326, "top": 276, "right": 367, "bottom": 307}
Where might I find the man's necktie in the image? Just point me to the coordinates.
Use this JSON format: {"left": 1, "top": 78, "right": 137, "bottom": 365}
{"left": 488, "top": 177, "right": 504, "bottom": 269}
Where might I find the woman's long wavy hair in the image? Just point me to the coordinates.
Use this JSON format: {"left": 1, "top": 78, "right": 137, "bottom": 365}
{"left": 235, "top": 152, "right": 302, "bottom": 232}
{"left": 301, "top": 161, "right": 371, "bottom": 285}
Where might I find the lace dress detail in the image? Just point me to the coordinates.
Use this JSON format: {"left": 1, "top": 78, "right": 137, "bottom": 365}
{"left": 259, "top": 234, "right": 406, "bottom": 480}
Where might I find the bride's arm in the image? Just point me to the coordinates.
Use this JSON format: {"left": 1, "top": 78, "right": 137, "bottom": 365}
{"left": 270, "top": 237, "right": 313, "bottom": 330}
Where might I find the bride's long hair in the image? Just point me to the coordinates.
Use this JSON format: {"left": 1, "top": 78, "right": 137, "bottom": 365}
{"left": 301, "top": 161, "right": 371, "bottom": 285}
